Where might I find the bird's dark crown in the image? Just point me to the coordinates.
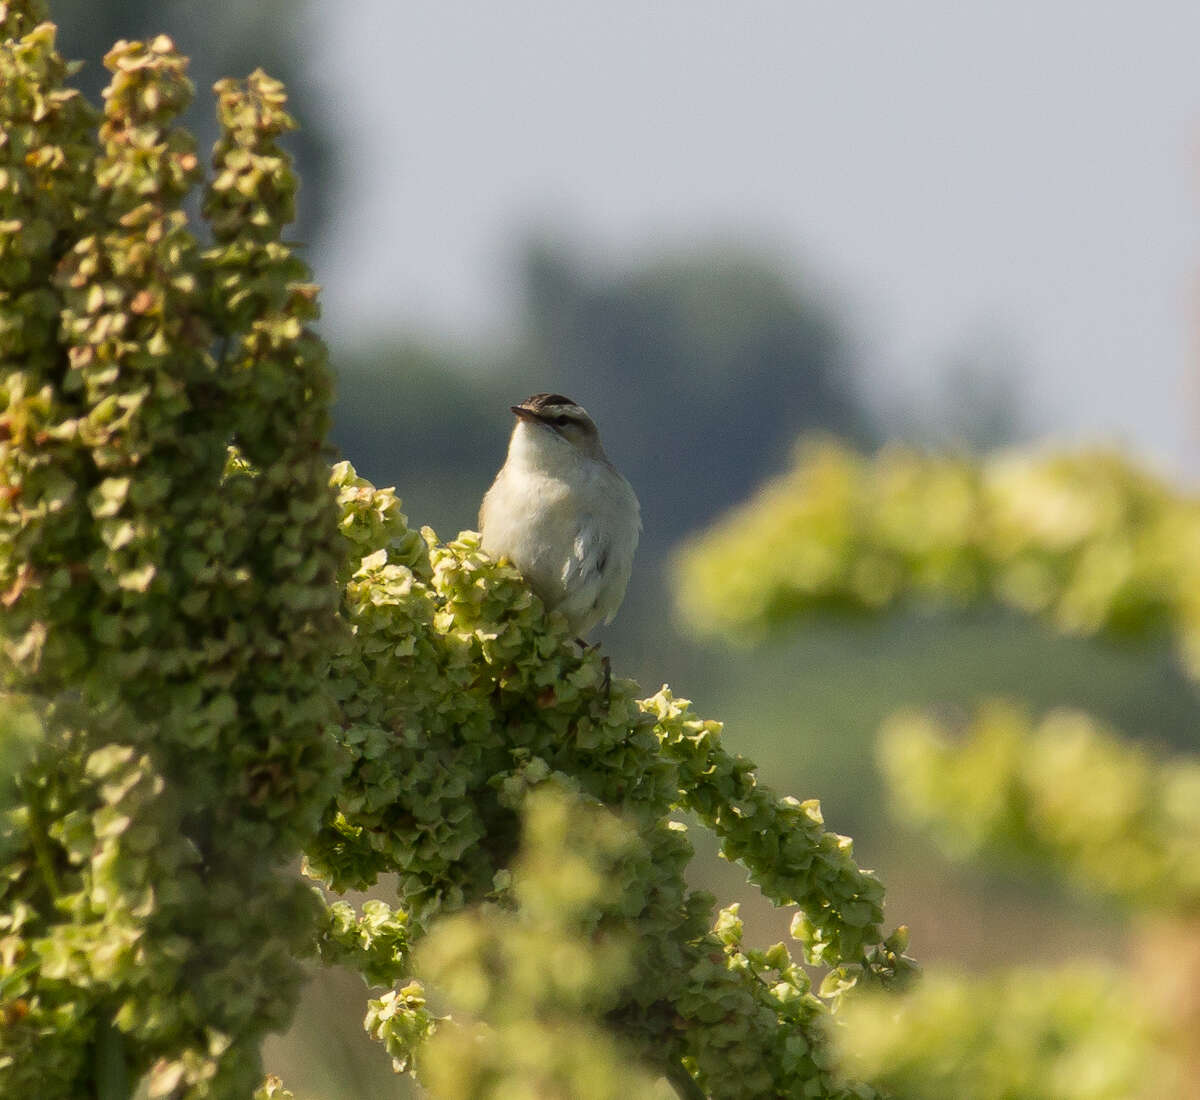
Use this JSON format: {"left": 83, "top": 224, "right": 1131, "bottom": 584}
{"left": 523, "top": 392, "right": 577, "bottom": 410}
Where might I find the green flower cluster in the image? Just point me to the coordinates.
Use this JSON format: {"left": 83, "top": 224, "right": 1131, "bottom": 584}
{"left": 0, "top": 4, "right": 342, "bottom": 1095}
{"left": 404, "top": 785, "right": 666, "bottom": 1099}
{"left": 879, "top": 702, "right": 1200, "bottom": 913}
{"left": 252, "top": 1076, "right": 294, "bottom": 1100}
{"left": 839, "top": 966, "right": 1160, "bottom": 1100}
{"left": 646, "top": 688, "right": 909, "bottom": 978}
{"left": 674, "top": 439, "right": 1200, "bottom": 671}
{"left": 311, "top": 463, "right": 914, "bottom": 1097}
{"left": 318, "top": 897, "right": 413, "bottom": 992}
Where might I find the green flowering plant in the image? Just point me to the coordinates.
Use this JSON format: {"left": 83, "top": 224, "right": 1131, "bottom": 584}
{"left": 315, "top": 466, "right": 914, "bottom": 1098}
{"left": 674, "top": 439, "right": 1200, "bottom": 667}
{"left": 674, "top": 437, "right": 1200, "bottom": 1095}
{"left": 1, "top": 2, "right": 341, "bottom": 1094}
{"left": 839, "top": 966, "right": 1163, "bottom": 1100}
{"left": 405, "top": 784, "right": 667, "bottom": 1099}
{"left": 1, "top": 5, "right": 915, "bottom": 1098}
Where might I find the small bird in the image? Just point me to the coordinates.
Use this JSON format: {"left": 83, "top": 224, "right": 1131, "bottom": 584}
{"left": 480, "top": 393, "right": 640, "bottom": 638}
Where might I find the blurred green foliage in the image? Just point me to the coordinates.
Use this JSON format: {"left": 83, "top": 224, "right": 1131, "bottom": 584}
{"left": 841, "top": 967, "right": 1162, "bottom": 1100}
{"left": 411, "top": 786, "right": 667, "bottom": 1099}
{"left": 675, "top": 437, "right": 1200, "bottom": 1096}
{"left": 880, "top": 702, "right": 1200, "bottom": 911}
{"left": 674, "top": 439, "right": 1200, "bottom": 665}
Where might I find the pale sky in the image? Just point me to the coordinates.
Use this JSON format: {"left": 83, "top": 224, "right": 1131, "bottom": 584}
{"left": 313, "top": 2, "right": 1200, "bottom": 475}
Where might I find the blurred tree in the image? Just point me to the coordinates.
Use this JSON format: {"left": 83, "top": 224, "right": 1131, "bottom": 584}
{"left": 333, "top": 239, "right": 877, "bottom": 552}
{"left": 52, "top": 0, "right": 335, "bottom": 246}
{"left": 329, "top": 339, "right": 510, "bottom": 538}
{"left": 880, "top": 327, "right": 1031, "bottom": 453}
{"left": 516, "top": 240, "right": 876, "bottom": 547}
{"left": 936, "top": 355, "right": 1027, "bottom": 451}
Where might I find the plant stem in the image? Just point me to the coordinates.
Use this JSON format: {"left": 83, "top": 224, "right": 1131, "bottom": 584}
{"left": 15, "top": 775, "right": 61, "bottom": 899}
{"left": 95, "top": 1014, "right": 130, "bottom": 1100}
{"left": 666, "top": 1057, "right": 707, "bottom": 1100}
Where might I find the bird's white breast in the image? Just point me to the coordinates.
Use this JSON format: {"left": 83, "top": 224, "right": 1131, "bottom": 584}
{"left": 479, "top": 421, "right": 640, "bottom": 635}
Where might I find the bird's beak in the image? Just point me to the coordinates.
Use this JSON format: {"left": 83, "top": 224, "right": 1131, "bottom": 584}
{"left": 511, "top": 404, "right": 539, "bottom": 422}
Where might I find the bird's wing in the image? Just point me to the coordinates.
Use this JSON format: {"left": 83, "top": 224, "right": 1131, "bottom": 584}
{"left": 557, "top": 517, "right": 610, "bottom": 630}
{"left": 560, "top": 517, "right": 608, "bottom": 594}
{"left": 558, "top": 485, "right": 639, "bottom": 634}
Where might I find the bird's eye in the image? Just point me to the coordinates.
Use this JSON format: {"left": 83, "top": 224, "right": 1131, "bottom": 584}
{"left": 554, "top": 415, "right": 570, "bottom": 427}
